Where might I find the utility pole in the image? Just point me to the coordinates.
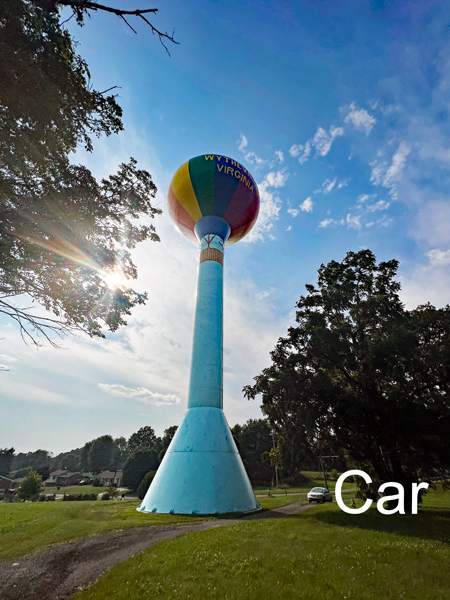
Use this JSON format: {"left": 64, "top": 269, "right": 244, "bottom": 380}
{"left": 272, "top": 431, "right": 279, "bottom": 488}
{"left": 319, "top": 455, "right": 339, "bottom": 490}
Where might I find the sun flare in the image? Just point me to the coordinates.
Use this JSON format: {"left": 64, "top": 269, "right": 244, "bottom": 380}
{"left": 102, "top": 269, "right": 129, "bottom": 289}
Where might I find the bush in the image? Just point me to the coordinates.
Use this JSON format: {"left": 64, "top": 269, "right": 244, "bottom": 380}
{"left": 92, "top": 478, "right": 102, "bottom": 487}
{"left": 137, "top": 471, "right": 156, "bottom": 500}
{"left": 101, "top": 492, "right": 110, "bottom": 500}
{"left": 16, "top": 471, "right": 43, "bottom": 501}
{"left": 330, "top": 469, "right": 340, "bottom": 481}
{"left": 62, "top": 493, "right": 97, "bottom": 501}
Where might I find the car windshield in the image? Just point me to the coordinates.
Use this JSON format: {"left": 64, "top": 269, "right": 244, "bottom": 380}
{"left": 311, "top": 488, "right": 324, "bottom": 492}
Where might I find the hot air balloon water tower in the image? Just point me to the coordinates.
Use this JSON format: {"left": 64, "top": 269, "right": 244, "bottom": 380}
{"left": 137, "top": 154, "right": 261, "bottom": 515}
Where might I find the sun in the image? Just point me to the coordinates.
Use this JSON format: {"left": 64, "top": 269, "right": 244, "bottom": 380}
{"left": 102, "top": 269, "right": 129, "bottom": 289}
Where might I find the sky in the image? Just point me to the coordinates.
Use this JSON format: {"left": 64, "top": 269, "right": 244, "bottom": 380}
{"left": 1, "top": 0, "right": 450, "bottom": 454}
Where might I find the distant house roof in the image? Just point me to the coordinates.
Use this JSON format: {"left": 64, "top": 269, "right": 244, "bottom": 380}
{"left": 50, "top": 469, "right": 68, "bottom": 476}
{"left": 58, "top": 472, "right": 82, "bottom": 479}
{"left": 0, "top": 475, "right": 13, "bottom": 482}
{"left": 97, "top": 470, "right": 123, "bottom": 479}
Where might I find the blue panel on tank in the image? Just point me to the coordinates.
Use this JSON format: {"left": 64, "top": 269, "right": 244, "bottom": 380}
{"left": 137, "top": 407, "right": 260, "bottom": 515}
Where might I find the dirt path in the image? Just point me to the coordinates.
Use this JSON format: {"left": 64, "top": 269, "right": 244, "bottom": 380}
{"left": 0, "top": 502, "right": 314, "bottom": 600}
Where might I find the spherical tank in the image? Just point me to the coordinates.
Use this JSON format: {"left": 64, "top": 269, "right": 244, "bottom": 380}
{"left": 168, "top": 154, "right": 260, "bottom": 245}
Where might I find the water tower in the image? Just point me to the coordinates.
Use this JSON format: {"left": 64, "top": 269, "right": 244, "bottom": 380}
{"left": 138, "top": 154, "right": 260, "bottom": 515}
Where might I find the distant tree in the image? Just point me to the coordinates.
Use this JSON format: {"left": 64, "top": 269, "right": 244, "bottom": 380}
{"left": 157, "top": 426, "right": 178, "bottom": 462}
{"left": 245, "top": 250, "right": 450, "bottom": 511}
{"left": 36, "top": 465, "right": 50, "bottom": 480}
{"left": 16, "top": 470, "right": 43, "bottom": 501}
{"left": 231, "top": 419, "right": 274, "bottom": 485}
{"left": 0, "top": 448, "right": 15, "bottom": 476}
{"left": 113, "top": 436, "right": 129, "bottom": 469}
{"left": 123, "top": 448, "right": 158, "bottom": 490}
{"left": 80, "top": 441, "right": 93, "bottom": 472}
{"left": 11, "top": 449, "right": 52, "bottom": 473}
{"left": 137, "top": 470, "right": 156, "bottom": 500}
{"left": 88, "top": 435, "right": 114, "bottom": 473}
{"left": 128, "top": 426, "right": 157, "bottom": 452}
{"left": 1, "top": 1, "right": 162, "bottom": 345}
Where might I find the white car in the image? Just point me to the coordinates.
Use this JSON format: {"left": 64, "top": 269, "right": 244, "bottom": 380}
{"left": 307, "top": 487, "right": 333, "bottom": 503}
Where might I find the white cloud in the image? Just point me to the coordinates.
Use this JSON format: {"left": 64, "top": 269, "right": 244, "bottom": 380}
{"left": 265, "top": 169, "right": 289, "bottom": 188}
{"left": 0, "top": 354, "right": 17, "bottom": 362}
{"left": 98, "top": 383, "right": 181, "bottom": 406}
{"left": 366, "top": 200, "right": 390, "bottom": 212}
{"left": 323, "top": 178, "right": 337, "bottom": 194}
{"left": 312, "top": 126, "right": 344, "bottom": 157}
{"left": 244, "top": 151, "right": 268, "bottom": 166}
{"left": 289, "top": 144, "right": 302, "bottom": 158}
{"left": 319, "top": 219, "right": 333, "bottom": 228}
{"left": 244, "top": 179, "right": 282, "bottom": 243}
{"left": 346, "top": 214, "right": 361, "bottom": 229}
{"left": 275, "top": 150, "right": 284, "bottom": 163}
{"left": 337, "top": 179, "right": 349, "bottom": 189}
{"left": 287, "top": 208, "right": 299, "bottom": 217}
{"left": 238, "top": 134, "right": 248, "bottom": 152}
{"left": 289, "top": 141, "right": 311, "bottom": 164}
{"left": 370, "top": 141, "right": 410, "bottom": 198}
{"left": 343, "top": 102, "right": 376, "bottom": 135}
{"left": 300, "top": 197, "right": 313, "bottom": 212}
{"left": 286, "top": 225, "right": 292, "bottom": 231}
{"left": 426, "top": 248, "right": 450, "bottom": 266}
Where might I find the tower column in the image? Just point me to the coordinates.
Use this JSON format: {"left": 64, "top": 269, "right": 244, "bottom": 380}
{"left": 188, "top": 234, "right": 225, "bottom": 410}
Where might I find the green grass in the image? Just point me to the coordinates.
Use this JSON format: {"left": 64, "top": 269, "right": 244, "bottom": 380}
{"left": 74, "top": 487, "right": 450, "bottom": 600}
{"left": 43, "top": 485, "right": 109, "bottom": 495}
{"left": 0, "top": 500, "right": 206, "bottom": 562}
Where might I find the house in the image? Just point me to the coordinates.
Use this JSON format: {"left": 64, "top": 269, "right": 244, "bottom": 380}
{"left": 0, "top": 475, "right": 14, "bottom": 496}
{"left": 97, "top": 470, "right": 123, "bottom": 487}
{"left": 57, "top": 472, "right": 84, "bottom": 487}
{"left": 46, "top": 470, "right": 83, "bottom": 487}
{"left": 46, "top": 469, "right": 69, "bottom": 485}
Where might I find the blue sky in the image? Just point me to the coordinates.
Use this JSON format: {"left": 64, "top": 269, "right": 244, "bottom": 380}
{"left": 2, "top": 0, "right": 450, "bottom": 454}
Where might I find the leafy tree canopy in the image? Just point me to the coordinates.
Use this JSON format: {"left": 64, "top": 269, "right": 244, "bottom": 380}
{"left": 128, "top": 426, "right": 157, "bottom": 453}
{"left": 16, "top": 470, "right": 43, "bottom": 501}
{"left": 0, "top": 0, "right": 163, "bottom": 345}
{"left": 245, "top": 250, "right": 450, "bottom": 508}
{"left": 123, "top": 447, "right": 158, "bottom": 490}
{"left": 88, "top": 434, "right": 114, "bottom": 473}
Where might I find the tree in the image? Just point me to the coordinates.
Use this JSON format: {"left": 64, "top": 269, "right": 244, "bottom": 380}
{"left": 16, "top": 470, "right": 43, "bottom": 501}
{"left": 1, "top": 1, "right": 164, "bottom": 345}
{"left": 137, "top": 470, "right": 156, "bottom": 500}
{"left": 157, "top": 425, "right": 178, "bottom": 462}
{"left": 0, "top": 448, "right": 15, "bottom": 476}
{"left": 88, "top": 435, "right": 114, "bottom": 473}
{"left": 231, "top": 419, "right": 274, "bottom": 486}
{"left": 123, "top": 448, "right": 158, "bottom": 490}
{"left": 128, "top": 426, "right": 157, "bottom": 452}
{"left": 244, "top": 250, "right": 450, "bottom": 511}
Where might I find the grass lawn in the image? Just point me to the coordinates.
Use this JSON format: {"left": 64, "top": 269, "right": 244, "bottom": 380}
{"left": 74, "top": 486, "right": 450, "bottom": 600}
{"left": 0, "top": 500, "right": 206, "bottom": 562}
{"left": 43, "top": 485, "right": 110, "bottom": 495}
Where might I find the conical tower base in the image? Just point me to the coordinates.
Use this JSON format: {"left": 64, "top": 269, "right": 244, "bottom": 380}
{"left": 137, "top": 407, "right": 261, "bottom": 515}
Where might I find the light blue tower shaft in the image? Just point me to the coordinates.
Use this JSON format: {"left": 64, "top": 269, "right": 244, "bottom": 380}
{"left": 187, "top": 253, "right": 223, "bottom": 410}
{"left": 138, "top": 217, "right": 260, "bottom": 515}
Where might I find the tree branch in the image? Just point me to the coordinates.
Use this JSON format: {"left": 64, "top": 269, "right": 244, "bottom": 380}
{"left": 57, "top": 1, "right": 179, "bottom": 54}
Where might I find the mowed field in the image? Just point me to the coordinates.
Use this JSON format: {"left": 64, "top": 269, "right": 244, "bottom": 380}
{"left": 72, "top": 486, "right": 450, "bottom": 600}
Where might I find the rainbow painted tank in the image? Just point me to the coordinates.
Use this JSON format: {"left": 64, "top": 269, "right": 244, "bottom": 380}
{"left": 168, "top": 154, "right": 259, "bottom": 245}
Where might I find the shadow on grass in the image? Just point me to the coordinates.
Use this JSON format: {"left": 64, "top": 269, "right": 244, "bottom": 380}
{"left": 297, "top": 504, "right": 450, "bottom": 545}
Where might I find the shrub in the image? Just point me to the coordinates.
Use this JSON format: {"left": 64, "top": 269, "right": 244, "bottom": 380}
{"left": 92, "top": 478, "right": 102, "bottom": 487}
{"left": 137, "top": 471, "right": 156, "bottom": 500}
{"left": 101, "top": 492, "right": 110, "bottom": 500}
{"left": 329, "top": 469, "right": 340, "bottom": 481}
{"left": 16, "top": 471, "right": 43, "bottom": 501}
